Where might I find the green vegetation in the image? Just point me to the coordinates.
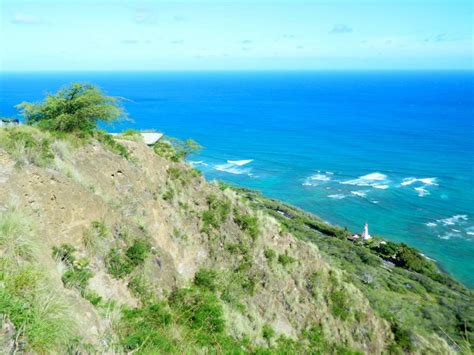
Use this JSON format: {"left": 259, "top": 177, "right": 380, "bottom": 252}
{"left": 329, "top": 289, "right": 350, "bottom": 320}
{"left": 264, "top": 248, "right": 276, "bottom": 262}
{"left": 0, "top": 126, "right": 54, "bottom": 167}
{"left": 106, "top": 238, "right": 151, "bottom": 278}
{"left": 17, "top": 83, "right": 126, "bottom": 135}
{"left": 53, "top": 244, "right": 93, "bottom": 293}
{"left": 153, "top": 137, "right": 202, "bottom": 162}
{"left": 201, "top": 194, "right": 231, "bottom": 233}
{"left": 278, "top": 252, "right": 296, "bottom": 267}
{"left": 0, "top": 209, "right": 76, "bottom": 352}
{"left": 231, "top": 186, "right": 474, "bottom": 351}
{"left": 234, "top": 212, "right": 259, "bottom": 240}
{"left": 167, "top": 166, "right": 201, "bottom": 186}
{"left": 95, "top": 130, "right": 130, "bottom": 159}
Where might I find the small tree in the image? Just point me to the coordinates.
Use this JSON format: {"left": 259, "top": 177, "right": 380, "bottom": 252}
{"left": 16, "top": 83, "right": 126, "bottom": 134}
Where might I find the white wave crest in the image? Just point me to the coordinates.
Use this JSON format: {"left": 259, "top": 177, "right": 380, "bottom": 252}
{"left": 373, "top": 184, "right": 389, "bottom": 190}
{"left": 341, "top": 172, "right": 388, "bottom": 188}
{"left": 215, "top": 163, "right": 250, "bottom": 175}
{"left": 414, "top": 187, "right": 429, "bottom": 197}
{"left": 328, "top": 194, "right": 346, "bottom": 199}
{"left": 436, "top": 214, "right": 468, "bottom": 226}
{"left": 401, "top": 177, "right": 438, "bottom": 186}
{"left": 227, "top": 159, "right": 253, "bottom": 166}
{"left": 425, "top": 222, "right": 437, "bottom": 227}
{"left": 303, "top": 171, "right": 332, "bottom": 186}
{"left": 189, "top": 160, "right": 208, "bottom": 167}
{"left": 351, "top": 191, "right": 367, "bottom": 198}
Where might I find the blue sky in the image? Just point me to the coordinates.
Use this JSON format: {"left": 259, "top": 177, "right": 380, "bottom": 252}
{"left": 1, "top": 0, "right": 472, "bottom": 71}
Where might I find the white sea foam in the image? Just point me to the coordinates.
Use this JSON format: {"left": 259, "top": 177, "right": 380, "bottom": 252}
{"left": 414, "top": 187, "right": 429, "bottom": 197}
{"left": 227, "top": 159, "right": 253, "bottom": 166}
{"left": 303, "top": 171, "right": 332, "bottom": 186}
{"left": 373, "top": 184, "right": 389, "bottom": 190}
{"left": 351, "top": 191, "right": 367, "bottom": 198}
{"left": 401, "top": 177, "right": 438, "bottom": 186}
{"left": 328, "top": 194, "right": 346, "bottom": 199}
{"left": 341, "top": 172, "right": 388, "bottom": 188}
{"left": 425, "top": 222, "right": 437, "bottom": 227}
{"left": 436, "top": 214, "right": 468, "bottom": 226}
{"left": 189, "top": 160, "right": 208, "bottom": 166}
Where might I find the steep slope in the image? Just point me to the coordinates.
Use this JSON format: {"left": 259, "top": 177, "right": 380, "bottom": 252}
{"left": 0, "top": 126, "right": 471, "bottom": 353}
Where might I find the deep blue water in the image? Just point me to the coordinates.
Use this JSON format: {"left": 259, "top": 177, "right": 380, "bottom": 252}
{"left": 1, "top": 71, "right": 473, "bottom": 287}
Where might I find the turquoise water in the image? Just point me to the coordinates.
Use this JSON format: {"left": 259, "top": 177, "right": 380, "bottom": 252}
{"left": 1, "top": 71, "right": 473, "bottom": 287}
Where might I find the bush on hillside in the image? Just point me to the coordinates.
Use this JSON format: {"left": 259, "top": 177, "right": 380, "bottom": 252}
{"left": 17, "top": 83, "right": 126, "bottom": 135}
{"left": 153, "top": 137, "right": 201, "bottom": 162}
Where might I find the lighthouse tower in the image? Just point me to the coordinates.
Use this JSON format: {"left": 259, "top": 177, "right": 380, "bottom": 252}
{"left": 362, "top": 223, "right": 372, "bottom": 240}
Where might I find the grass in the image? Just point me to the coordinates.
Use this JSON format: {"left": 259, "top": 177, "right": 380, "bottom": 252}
{"left": 0, "top": 126, "right": 54, "bottom": 167}
{"left": 201, "top": 194, "right": 231, "bottom": 234}
{"left": 234, "top": 212, "right": 259, "bottom": 240}
{"left": 0, "top": 209, "right": 76, "bottom": 352}
{"left": 278, "top": 252, "right": 296, "bottom": 267}
{"left": 106, "top": 238, "right": 151, "bottom": 279}
{"left": 83, "top": 220, "right": 109, "bottom": 252}
{"left": 95, "top": 130, "right": 130, "bottom": 159}
{"left": 264, "top": 248, "right": 276, "bottom": 262}
{"left": 231, "top": 186, "right": 474, "bottom": 351}
{"left": 52, "top": 244, "right": 93, "bottom": 293}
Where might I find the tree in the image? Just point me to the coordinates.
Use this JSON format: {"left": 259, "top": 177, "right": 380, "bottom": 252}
{"left": 16, "top": 83, "right": 126, "bottom": 134}
{"left": 153, "top": 137, "right": 202, "bottom": 162}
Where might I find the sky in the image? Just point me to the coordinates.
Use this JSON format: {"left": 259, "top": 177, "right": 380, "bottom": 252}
{"left": 0, "top": 0, "right": 472, "bottom": 71}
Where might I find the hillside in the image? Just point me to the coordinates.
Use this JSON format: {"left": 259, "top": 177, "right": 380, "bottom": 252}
{"left": 0, "top": 126, "right": 472, "bottom": 354}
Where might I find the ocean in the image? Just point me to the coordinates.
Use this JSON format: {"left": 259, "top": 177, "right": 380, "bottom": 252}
{"left": 1, "top": 71, "right": 473, "bottom": 287}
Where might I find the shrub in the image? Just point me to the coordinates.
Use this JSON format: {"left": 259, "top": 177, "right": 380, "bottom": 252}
{"left": 83, "top": 290, "right": 102, "bottom": 306}
{"left": 170, "top": 288, "right": 225, "bottom": 334}
{"left": 62, "top": 260, "right": 93, "bottom": 292}
{"left": 106, "top": 239, "right": 151, "bottom": 278}
{"left": 264, "top": 248, "right": 276, "bottom": 262}
{"left": 119, "top": 303, "right": 175, "bottom": 352}
{"left": 330, "top": 289, "right": 350, "bottom": 320}
{"left": 52, "top": 243, "right": 76, "bottom": 267}
{"left": 95, "top": 130, "right": 130, "bottom": 159}
{"left": 278, "top": 252, "right": 296, "bottom": 267}
{"left": 17, "top": 83, "right": 126, "bottom": 135}
{"left": 202, "top": 195, "right": 231, "bottom": 233}
{"left": 194, "top": 269, "right": 219, "bottom": 292}
{"left": 262, "top": 324, "right": 275, "bottom": 341}
{"left": 106, "top": 248, "right": 134, "bottom": 278}
{"left": 234, "top": 213, "right": 259, "bottom": 240}
{"left": 126, "top": 239, "right": 151, "bottom": 267}
{"left": 153, "top": 137, "right": 201, "bottom": 162}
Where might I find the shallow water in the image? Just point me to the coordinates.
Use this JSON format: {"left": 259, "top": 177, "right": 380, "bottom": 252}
{"left": 1, "top": 71, "right": 473, "bottom": 287}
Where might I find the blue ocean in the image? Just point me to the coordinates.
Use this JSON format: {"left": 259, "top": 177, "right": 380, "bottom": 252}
{"left": 1, "top": 71, "right": 473, "bottom": 287}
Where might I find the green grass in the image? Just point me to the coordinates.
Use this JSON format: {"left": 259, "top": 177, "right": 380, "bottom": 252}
{"left": 278, "top": 252, "right": 296, "bottom": 267}
{"left": 201, "top": 194, "right": 231, "bottom": 234}
{"left": 106, "top": 238, "right": 151, "bottom": 279}
{"left": 234, "top": 212, "right": 260, "bottom": 240}
{"left": 95, "top": 130, "right": 130, "bottom": 159}
{"left": 231, "top": 186, "right": 474, "bottom": 351}
{"left": 0, "top": 126, "right": 54, "bottom": 167}
{"left": 264, "top": 248, "right": 276, "bottom": 262}
{"left": 0, "top": 209, "right": 76, "bottom": 352}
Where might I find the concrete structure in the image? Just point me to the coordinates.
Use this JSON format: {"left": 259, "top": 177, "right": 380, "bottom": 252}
{"left": 140, "top": 132, "right": 163, "bottom": 145}
{"left": 0, "top": 119, "right": 20, "bottom": 128}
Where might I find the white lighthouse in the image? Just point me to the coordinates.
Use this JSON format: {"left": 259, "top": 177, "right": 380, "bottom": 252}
{"left": 362, "top": 223, "right": 372, "bottom": 240}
